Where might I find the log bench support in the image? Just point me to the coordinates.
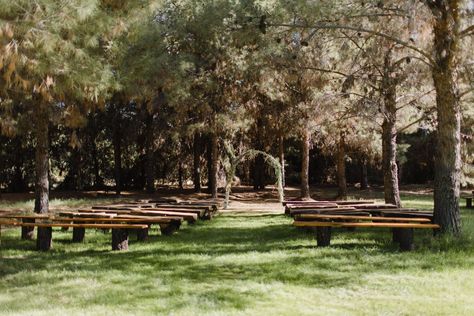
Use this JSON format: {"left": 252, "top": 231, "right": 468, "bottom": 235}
{"left": 72, "top": 227, "right": 86, "bottom": 243}
{"left": 398, "top": 228, "right": 414, "bottom": 251}
{"left": 21, "top": 218, "right": 35, "bottom": 240}
{"left": 159, "top": 221, "right": 181, "bottom": 236}
{"left": 112, "top": 228, "right": 129, "bottom": 250}
{"left": 316, "top": 226, "right": 332, "bottom": 247}
{"left": 136, "top": 226, "right": 149, "bottom": 241}
{"left": 465, "top": 197, "right": 472, "bottom": 209}
{"left": 36, "top": 227, "right": 52, "bottom": 251}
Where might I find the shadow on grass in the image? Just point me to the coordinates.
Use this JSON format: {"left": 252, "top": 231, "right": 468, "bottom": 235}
{"left": 0, "top": 215, "right": 472, "bottom": 305}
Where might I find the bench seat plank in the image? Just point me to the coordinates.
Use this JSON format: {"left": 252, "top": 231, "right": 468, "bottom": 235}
{"left": 293, "top": 221, "right": 439, "bottom": 229}
{"left": 295, "top": 214, "right": 432, "bottom": 222}
{"left": 50, "top": 217, "right": 178, "bottom": 224}
{"left": 19, "top": 223, "right": 149, "bottom": 229}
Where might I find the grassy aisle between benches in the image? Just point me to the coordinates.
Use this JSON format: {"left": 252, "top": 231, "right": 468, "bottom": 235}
{"left": 0, "top": 195, "right": 473, "bottom": 315}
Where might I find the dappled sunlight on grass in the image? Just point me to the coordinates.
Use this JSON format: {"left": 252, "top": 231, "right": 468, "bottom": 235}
{"left": 1, "top": 193, "right": 474, "bottom": 315}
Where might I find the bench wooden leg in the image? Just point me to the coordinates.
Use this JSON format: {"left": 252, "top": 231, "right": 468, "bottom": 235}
{"left": 112, "top": 228, "right": 129, "bottom": 250}
{"left": 316, "top": 227, "right": 332, "bottom": 247}
{"left": 136, "top": 227, "right": 149, "bottom": 241}
{"left": 392, "top": 228, "right": 401, "bottom": 243}
{"left": 398, "top": 228, "right": 414, "bottom": 251}
{"left": 202, "top": 212, "right": 213, "bottom": 220}
{"left": 160, "top": 222, "right": 181, "bottom": 236}
{"left": 36, "top": 227, "right": 52, "bottom": 251}
{"left": 21, "top": 218, "right": 35, "bottom": 240}
{"left": 72, "top": 227, "right": 85, "bottom": 243}
{"left": 466, "top": 198, "right": 472, "bottom": 208}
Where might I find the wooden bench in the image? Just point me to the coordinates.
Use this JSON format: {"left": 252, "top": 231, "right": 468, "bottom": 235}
{"left": 462, "top": 196, "right": 473, "bottom": 208}
{"left": 0, "top": 213, "right": 183, "bottom": 250}
{"left": 75, "top": 209, "right": 198, "bottom": 223}
{"left": 0, "top": 221, "right": 148, "bottom": 251}
{"left": 293, "top": 214, "right": 439, "bottom": 251}
{"left": 52, "top": 216, "right": 182, "bottom": 241}
{"left": 153, "top": 204, "right": 214, "bottom": 219}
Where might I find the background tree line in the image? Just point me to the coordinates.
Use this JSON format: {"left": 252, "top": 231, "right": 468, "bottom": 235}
{"left": 0, "top": 0, "right": 473, "bottom": 235}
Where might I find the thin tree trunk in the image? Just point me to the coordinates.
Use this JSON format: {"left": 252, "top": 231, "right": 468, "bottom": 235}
{"left": 34, "top": 104, "right": 49, "bottom": 214}
{"left": 193, "top": 133, "right": 202, "bottom": 192}
{"left": 178, "top": 160, "right": 184, "bottom": 190}
{"left": 144, "top": 111, "right": 155, "bottom": 193}
{"left": 279, "top": 134, "right": 286, "bottom": 188}
{"left": 336, "top": 132, "right": 347, "bottom": 200}
{"left": 429, "top": 1, "right": 462, "bottom": 234}
{"left": 113, "top": 110, "right": 122, "bottom": 195}
{"left": 209, "top": 133, "right": 218, "bottom": 198}
{"left": 253, "top": 118, "right": 265, "bottom": 191}
{"left": 300, "top": 128, "right": 310, "bottom": 199}
{"left": 89, "top": 115, "right": 103, "bottom": 189}
{"left": 34, "top": 103, "right": 50, "bottom": 251}
{"left": 360, "top": 158, "right": 369, "bottom": 190}
{"left": 381, "top": 50, "right": 401, "bottom": 207}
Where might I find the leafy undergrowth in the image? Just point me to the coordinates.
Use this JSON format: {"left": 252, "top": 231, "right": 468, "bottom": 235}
{"left": 0, "top": 195, "right": 473, "bottom": 315}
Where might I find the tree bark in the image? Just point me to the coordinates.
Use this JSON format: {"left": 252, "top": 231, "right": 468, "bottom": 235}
{"left": 34, "top": 104, "right": 49, "bottom": 214}
{"left": 33, "top": 103, "right": 51, "bottom": 250}
{"left": 209, "top": 133, "right": 219, "bottom": 198}
{"left": 360, "top": 158, "right": 368, "bottom": 189}
{"left": 89, "top": 115, "right": 103, "bottom": 189}
{"left": 253, "top": 118, "right": 266, "bottom": 191}
{"left": 144, "top": 111, "right": 155, "bottom": 193}
{"left": 193, "top": 133, "right": 202, "bottom": 192}
{"left": 337, "top": 132, "right": 347, "bottom": 200}
{"left": 178, "top": 160, "right": 184, "bottom": 190}
{"left": 381, "top": 50, "right": 402, "bottom": 207}
{"left": 300, "top": 128, "right": 310, "bottom": 199}
{"left": 279, "top": 134, "right": 286, "bottom": 188}
{"left": 113, "top": 110, "right": 122, "bottom": 195}
{"left": 429, "top": 1, "right": 462, "bottom": 235}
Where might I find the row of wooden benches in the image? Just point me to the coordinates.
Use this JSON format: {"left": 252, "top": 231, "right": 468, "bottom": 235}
{"left": 284, "top": 200, "right": 438, "bottom": 251}
{"left": 0, "top": 199, "right": 221, "bottom": 251}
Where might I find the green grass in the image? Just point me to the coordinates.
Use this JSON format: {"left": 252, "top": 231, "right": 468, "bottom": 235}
{"left": 1, "top": 194, "right": 474, "bottom": 315}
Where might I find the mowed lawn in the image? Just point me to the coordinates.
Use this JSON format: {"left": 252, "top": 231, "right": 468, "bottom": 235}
{"left": 1, "top": 194, "right": 474, "bottom": 315}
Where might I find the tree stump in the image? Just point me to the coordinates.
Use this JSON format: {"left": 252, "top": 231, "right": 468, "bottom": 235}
{"left": 136, "top": 227, "right": 149, "bottom": 241}
{"left": 316, "top": 226, "right": 332, "bottom": 247}
{"left": 112, "top": 228, "right": 129, "bottom": 250}
{"left": 398, "top": 228, "right": 414, "bottom": 251}
{"left": 160, "top": 222, "right": 180, "bottom": 236}
{"left": 36, "top": 227, "right": 52, "bottom": 251}
{"left": 72, "top": 227, "right": 85, "bottom": 243}
{"left": 21, "top": 218, "right": 35, "bottom": 240}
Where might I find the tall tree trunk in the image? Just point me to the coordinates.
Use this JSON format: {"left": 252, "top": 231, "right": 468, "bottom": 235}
{"left": 279, "top": 134, "right": 286, "bottom": 188}
{"left": 144, "top": 112, "right": 155, "bottom": 193}
{"left": 34, "top": 104, "right": 49, "bottom": 214}
{"left": 113, "top": 111, "right": 122, "bottom": 195}
{"left": 88, "top": 115, "right": 103, "bottom": 189}
{"left": 336, "top": 132, "right": 347, "bottom": 200}
{"left": 300, "top": 128, "right": 310, "bottom": 199}
{"left": 178, "top": 160, "right": 184, "bottom": 190}
{"left": 209, "top": 133, "right": 218, "bottom": 198}
{"left": 429, "top": 1, "right": 461, "bottom": 234}
{"left": 34, "top": 103, "right": 51, "bottom": 250}
{"left": 360, "top": 158, "right": 369, "bottom": 190}
{"left": 381, "top": 50, "right": 401, "bottom": 207}
{"left": 253, "top": 118, "right": 266, "bottom": 191}
{"left": 193, "top": 133, "right": 202, "bottom": 192}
